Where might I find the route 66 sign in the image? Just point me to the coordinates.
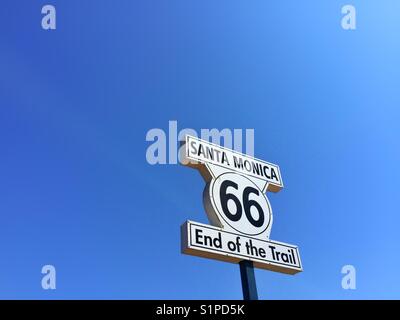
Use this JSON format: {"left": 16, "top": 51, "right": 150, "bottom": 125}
{"left": 181, "top": 135, "right": 302, "bottom": 275}
{"left": 204, "top": 172, "right": 273, "bottom": 239}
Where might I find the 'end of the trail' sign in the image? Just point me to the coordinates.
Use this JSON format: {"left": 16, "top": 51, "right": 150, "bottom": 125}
{"left": 182, "top": 221, "right": 302, "bottom": 275}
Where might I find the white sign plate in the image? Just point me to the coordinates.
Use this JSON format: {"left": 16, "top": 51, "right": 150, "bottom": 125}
{"left": 182, "top": 135, "right": 283, "bottom": 192}
{"left": 181, "top": 220, "right": 302, "bottom": 275}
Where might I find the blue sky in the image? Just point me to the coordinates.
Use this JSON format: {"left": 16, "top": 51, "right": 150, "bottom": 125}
{"left": 0, "top": 0, "right": 399, "bottom": 299}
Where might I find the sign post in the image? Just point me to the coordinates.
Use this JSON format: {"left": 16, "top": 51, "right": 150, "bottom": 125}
{"left": 180, "top": 135, "right": 302, "bottom": 299}
{"left": 239, "top": 260, "right": 258, "bottom": 300}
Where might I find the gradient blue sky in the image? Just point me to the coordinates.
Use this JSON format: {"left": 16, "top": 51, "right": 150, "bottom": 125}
{"left": 0, "top": 1, "right": 399, "bottom": 299}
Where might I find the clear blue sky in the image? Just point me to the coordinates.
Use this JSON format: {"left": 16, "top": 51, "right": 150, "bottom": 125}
{"left": 0, "top": 0, "right": 399, "bottom": 299}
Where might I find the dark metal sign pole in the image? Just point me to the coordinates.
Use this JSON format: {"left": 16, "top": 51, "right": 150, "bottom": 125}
{"left": 239, "top": 260, "right": 258, "bottom": 300}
